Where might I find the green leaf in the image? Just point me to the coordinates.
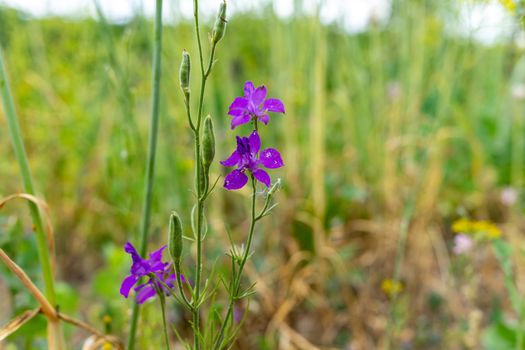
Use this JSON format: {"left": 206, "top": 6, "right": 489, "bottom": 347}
{"left": 483, "top": 320, "right": 525, "bottom": 350}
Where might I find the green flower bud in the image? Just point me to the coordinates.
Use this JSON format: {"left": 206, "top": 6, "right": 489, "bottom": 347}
{"left": 198, "top": 162, "right": 207, "bottom": 194}
{"left": 168, "top": 212, "right": 183, "bottom": 265}
{"left": 212, "top": 1, "right": 227, "bottom": 45}
{"left": 202, "top": 115, "right": 215, "bottom": 169}
{"left": 179, "top": 50, "right": 191, "bottom": 98}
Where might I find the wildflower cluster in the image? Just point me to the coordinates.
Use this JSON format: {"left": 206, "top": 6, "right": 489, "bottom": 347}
{"left": 119, "top": 0, "right": 285, "bottom": 346}
{"left": 451, "top": 218, "right": 501, "bottom": 240}
{"left": 222, "top": 81, "right": 285, "bottom": 190}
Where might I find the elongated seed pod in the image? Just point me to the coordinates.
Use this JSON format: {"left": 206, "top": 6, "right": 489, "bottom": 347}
{"left": 168, "top": 212, "right": 183, "bottom": 265}
{"left": 202, "top": 115, "right": 215, "bottom": 169}
{"left": 179, "top": 50, "right": 191, "bottom": 99}
{"left": 212, "top": 1, "right": 227, "bottom": 45}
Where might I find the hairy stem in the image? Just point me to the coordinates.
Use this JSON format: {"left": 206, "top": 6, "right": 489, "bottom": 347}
{"left": 127, "top": 0, "right": 163, "bottom": 348}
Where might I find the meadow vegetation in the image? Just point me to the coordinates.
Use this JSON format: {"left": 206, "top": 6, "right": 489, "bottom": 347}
{"left": 1, "top": 0, "right": 525, "bottom": 348}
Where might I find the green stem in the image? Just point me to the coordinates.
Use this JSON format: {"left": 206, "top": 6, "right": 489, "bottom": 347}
{"left": 0, "top": 38, "right": 65, "bottom": 350}
{"left": 158, "top": 291, "right": 171, "bottom": 350}
{"left": 175, "top": 267, "right": 193, "bottom": 310}
{"left": 213, "top": 178, "right": 258, "bottom": 350}
{"left": 0, "top": 46, "right": 58, "bottom": 306}
{"left": 193, "top": 199, "right": 203, "bottom": 350}
{"left": 127, "top": 1, "right": 163, "bottom": 348}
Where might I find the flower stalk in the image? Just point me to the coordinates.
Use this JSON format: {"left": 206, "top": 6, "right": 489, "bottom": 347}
{"left": 157, "top": 288, "right": 171, "bottom": 350}
{"left": 127, "top": 0, "right": 163, "bottom": 348}
{"left": 188, "top": 2, "right": 226, "bottom": 349}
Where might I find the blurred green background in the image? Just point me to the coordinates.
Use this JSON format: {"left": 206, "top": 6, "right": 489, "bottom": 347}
{"left": 1, "top": 0, "right": 525, "bottom": 348}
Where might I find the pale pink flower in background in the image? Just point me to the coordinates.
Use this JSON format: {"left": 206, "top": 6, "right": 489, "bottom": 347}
{"left": 512, "top": 84, "right": 525, "bottom": 101}
{"left": 501, "top": 187, "right": 518, "bottom": 206}
{"left": 387, "top": 81, "right": 402, "bottom": 101}
{"left": 453, "top": 234, "right": 473, "bottom": 255}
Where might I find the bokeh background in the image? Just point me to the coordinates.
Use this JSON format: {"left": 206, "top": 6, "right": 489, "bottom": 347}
{"left": 1, "top": 0, "right": 525, "bottom": 348}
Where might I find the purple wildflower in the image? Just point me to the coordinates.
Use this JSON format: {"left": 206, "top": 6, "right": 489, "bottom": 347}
{"left": 120, "top": 242, "right": 183, "bottom": 304}
{"left": 220, "top": 130, "right": 283, "bottom": 190}
{"left": 228, "top": 81, "right": 285, "bottom": 129}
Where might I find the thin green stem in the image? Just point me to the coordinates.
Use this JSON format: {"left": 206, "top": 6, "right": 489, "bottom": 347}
{"left": 213, "top": 178, "right": 258, "bottom": 350}
{"left": 185, "top": 98, "right": 195, "bottom": 131}
{"left": 158, "top": 291, "right": 171, "bottom": 350}
{"left": 0, "top": 44, "right": 57, "bottom": 304}
{"left": 193, "top": 200, "right": 203, "bottom": 350}
{"left": 193, "top": 0, "right": 205, "bottom": 76}
{"left": 127, "top": 1, "right": 163, "bottom": 348}
{"left": 176, "top": 270, "right": 193, "bottom": 310}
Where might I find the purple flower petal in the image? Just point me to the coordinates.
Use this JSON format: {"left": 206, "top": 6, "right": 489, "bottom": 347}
{"left": 258, "top": 114, "right": 270, "bottom": 125}
{"left": 120, "top": 275, "right": 138, "bottom": 298}
{"left": 136, "top": 284, "right": 157, "bottom": 304}
{"left": 230, "top": 114, "right": 251, "bottom": 129}
{"left": 224, "top": 169, "right": 248, "bottom": 190}
{"left": 228, "top": 109, "right": 247, "bottom": 117}
{"left": 149, "top": 260, "right": 169, "bottom": 272}
{"left": 229, "top": 97, "right": 248, "bottom": 110}
{"left": 253, "top": 169, "right": 271, "bottom": 187}
{"left": 149, "top": 245, "right": 166, "bottom": 261}
{"left": 124, "top": 242, "right": 141, "bottom": 263}
{"left": 228, "top": 97, "right": 249, "bottom": 116}
{"left": 244, "top": 81, "right": 255, "bottom": 97}
{"left": 260, "top": 148, "right": 284, "bottom": 169}
{"left": 249, "top": 130, "right": 261, "bottom": 153}
{"left": 252, "top": 86, "right": 267, "bottom": 105}
{"left": 220, "top": 150, "right": 240, "bottom": 167}
{"left": 263, "top": 98, "right": 285, "bottom": 113}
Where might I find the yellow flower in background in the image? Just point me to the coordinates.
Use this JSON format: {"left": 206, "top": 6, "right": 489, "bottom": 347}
{"left": 485, "top": 224, "right": 502, "bottom": 239}
{"left": 500, "top": 0, "right": 517, "bottom": 13}
{"left": 381, "top": 279, "right": 403, "bottom": 298}
{"left": 452, "top": 218, "right": 472, "bottom": 233}
{"left": 451, "top": 218, "right": 501, "bottom": 240}
{"left": 102, "top": 343, "right": 113, "bottom": 350}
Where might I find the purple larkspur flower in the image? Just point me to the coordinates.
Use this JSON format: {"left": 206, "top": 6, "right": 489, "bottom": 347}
{"left": 220, "top": 130, "right": 283, "bottom": 190}
{"left": 120, "top": 242, "right": 183, "bottom": 304}
{"left": 228, "top": 81, "right": 285, "bottom": 129}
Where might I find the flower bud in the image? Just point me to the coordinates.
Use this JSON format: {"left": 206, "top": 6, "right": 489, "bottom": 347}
{"left": 212, "top": 1, "right": 227, "bottom": 45}
{"left": 179, "top": 50, "right": 191, "bottom": 98}
{"left": 202, "top": 115, "right": 215, "bottom": 169}
{"left": 198, "top": 163, "right": 206, "bottom": 194}
{"left": 168, "top": 212, "right": 183, "bottom": 265}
